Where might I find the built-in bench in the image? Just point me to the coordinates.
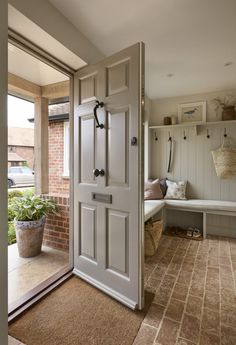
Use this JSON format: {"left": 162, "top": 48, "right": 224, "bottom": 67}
{"left": 144, "top": 199, "right": 236, "bottom": 238}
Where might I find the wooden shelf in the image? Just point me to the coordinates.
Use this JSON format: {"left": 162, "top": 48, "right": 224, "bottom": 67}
{"left": 198, "top": 120, "right": 236, "bottom": 126}
{"left": 149, "top": 119, "right": 236, "bottom": 129}
{"left": 149, "top": 122, "right": 202, "bottom": 129}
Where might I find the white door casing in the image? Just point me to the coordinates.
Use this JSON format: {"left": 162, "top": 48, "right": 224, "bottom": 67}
{"left": 73, "top": 43, "right": 145, "bottom": 309}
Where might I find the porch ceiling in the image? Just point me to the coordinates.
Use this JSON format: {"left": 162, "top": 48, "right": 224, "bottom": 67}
{"left": 8, "top": 43, "right": 68, "bottom": 86}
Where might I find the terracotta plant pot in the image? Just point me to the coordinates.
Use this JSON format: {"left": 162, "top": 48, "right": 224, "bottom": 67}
{"left": 222, "top": 106, "right": 236, "bottom": 121}
{"left": 14, "top": 217, "right": 46, "bottom": 258}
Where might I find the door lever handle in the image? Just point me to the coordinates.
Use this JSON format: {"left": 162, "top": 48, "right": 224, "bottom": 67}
{"left": 93, "top": 169, "right": 105, "bottom": 177}
{"left": 93, "top": 100, "right": 104, "bottom": 129}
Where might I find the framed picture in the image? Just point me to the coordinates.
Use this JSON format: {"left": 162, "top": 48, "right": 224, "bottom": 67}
{"left": 178, "top": 101, "right": 206, "bottom": 124}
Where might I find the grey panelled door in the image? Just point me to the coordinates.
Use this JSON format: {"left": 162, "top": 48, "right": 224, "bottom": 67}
{"left": 73, "top": 43, "right": 145, "bottom": 309}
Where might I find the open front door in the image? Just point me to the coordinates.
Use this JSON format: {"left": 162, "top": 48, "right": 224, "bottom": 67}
{"left": 73, "top": 43, "right": 145, "bottom": 309}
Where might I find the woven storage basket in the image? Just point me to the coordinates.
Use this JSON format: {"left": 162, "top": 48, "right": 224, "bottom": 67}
{"left": 212, "top": 141, "right": 236, "bottom": 179}
{"left": 145, "top": 219, "right": 163, "bottom": 256}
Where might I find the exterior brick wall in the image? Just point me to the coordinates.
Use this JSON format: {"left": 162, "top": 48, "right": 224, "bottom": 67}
{"left": 8, "top": 146, "right": 34, "bottom": 169}
{"left": 48, "top": 121, "right": 69, "bottom": 195}
{"left": 43, "top": 195, "right": 69, "bottom": 252}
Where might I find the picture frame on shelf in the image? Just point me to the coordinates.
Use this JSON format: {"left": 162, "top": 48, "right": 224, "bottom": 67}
{"left": 178, "top": 101, "right": 206, "bottom": 124}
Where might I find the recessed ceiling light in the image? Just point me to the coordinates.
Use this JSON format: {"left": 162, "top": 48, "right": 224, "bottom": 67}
{"left": 224, "top": 61, "right": 233, "bottom": 67}
{"left": 167, "top": 73, "right": 174, "bottom": 77}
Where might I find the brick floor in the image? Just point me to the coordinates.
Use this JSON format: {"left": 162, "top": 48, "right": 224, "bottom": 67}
{"left": 133, "top": 235, "right": 236, "bottom": 345}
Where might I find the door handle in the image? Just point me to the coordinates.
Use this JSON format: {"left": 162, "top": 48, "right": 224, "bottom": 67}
{"left": 93, "top": 100, "right": 104, "bottom": 129}
{"left": 93, "top": 169, "right": 105, "bottom": 177}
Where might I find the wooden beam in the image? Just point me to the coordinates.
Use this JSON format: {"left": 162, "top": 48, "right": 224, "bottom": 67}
{"left": 8, "top": 73, "right": 41, "bottom": 98}
{"left": 41, "top": 80, "right": 69, "bottom": 99}
{"left": 34, "top": 97, "right": 49, "bottom": 195}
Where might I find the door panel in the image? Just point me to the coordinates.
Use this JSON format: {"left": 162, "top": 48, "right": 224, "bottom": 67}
{"left": 80, "top": 115, "right": 96, "bottom": 183}
{"left": 107, "top": 109, "right": 129, "bottom": 187}
{"left": 79, "top": 73, "right": 97, "bottom": 104}
{"left": 107, "top": 209, "right": 129, "bottom": 276}
{"left": 106, "top": 59, "right": 129, "bottom": 96}
{"left": 74, "top": 43, "right": 144, "bottom": 309}
{"left": 80, "top": 203, "right": 97, "bottom": 262}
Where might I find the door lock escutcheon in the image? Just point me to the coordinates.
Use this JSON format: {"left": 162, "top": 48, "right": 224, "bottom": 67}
{"left": 93, "top": 169, "right": 105, "bottom": 177}
{"left": 131, "top": 136, "right": 138, "bottom": 145}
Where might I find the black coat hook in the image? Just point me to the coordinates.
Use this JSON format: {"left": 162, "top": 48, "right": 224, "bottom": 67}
{"left": 168, "top": 131, "right": 172, "bottom": 141}
{"left": 224, "top": 128, "right": 227, "bottom": 138}
{"left": 93, "top": 100, "right": 104, "bottom": 129}
{"left": 183, "top": 130, "right": 187, "bottom": 140}
{"left": 206, "top": 129, "right": 210, "bottom": 139}
{"left": 154, "top": 131, "right": 158, "bottom": 141}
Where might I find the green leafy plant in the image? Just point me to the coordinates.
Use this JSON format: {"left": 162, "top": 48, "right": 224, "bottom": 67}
{"left": 8, "top": 222, "right": 16, "bottom": 245}
{"left": 8, "top": 190, "right": 24, "bottom": 200}
{"left": 9, "top": 195, "right": 59, "bottom": 221}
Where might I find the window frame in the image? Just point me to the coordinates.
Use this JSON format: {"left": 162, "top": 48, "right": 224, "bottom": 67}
{"left": 63, "top": 121, "right": 70, "bottom": 178}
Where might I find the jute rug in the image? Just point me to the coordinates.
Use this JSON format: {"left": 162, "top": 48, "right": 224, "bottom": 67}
{"left": 9, "top": 276, "right": 153, "bottom": 345}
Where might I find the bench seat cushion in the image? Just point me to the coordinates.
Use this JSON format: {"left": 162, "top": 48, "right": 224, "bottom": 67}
{"left": 144, "top": 200, "right": 165, "bottom": 222}
{"left": 144, "top": 199, "right": 236, "bottom": 222}
{"left": 165, "top": 199, "right": 236, "bottom": 213}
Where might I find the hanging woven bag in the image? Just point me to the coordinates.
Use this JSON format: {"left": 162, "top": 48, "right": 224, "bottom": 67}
{"left": 212, "top": 138, "right": 236, "bottom": 179}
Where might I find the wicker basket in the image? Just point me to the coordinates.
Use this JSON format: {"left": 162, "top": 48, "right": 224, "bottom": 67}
{"left": 145, "top": 219, "right": 163, "bottom": 256}
{"left": 212, "top": 141, "right": 236, "bottom": 179}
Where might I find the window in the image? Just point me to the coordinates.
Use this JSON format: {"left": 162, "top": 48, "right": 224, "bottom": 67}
{"left": 64, "top": 122, "right": 70, "bottom": 177}
{"left": 21, "top": 167, "right": 33, "bottom": 174}
{"left": 8, "top": 167, "right": 22, "bottom": 174}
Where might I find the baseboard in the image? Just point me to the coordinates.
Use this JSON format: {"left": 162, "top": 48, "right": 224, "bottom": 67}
{"left": 206, "top": 225, "right": 236, "bottom": 238}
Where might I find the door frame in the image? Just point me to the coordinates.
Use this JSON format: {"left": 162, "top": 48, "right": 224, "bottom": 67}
{"left": 7, "top": 31, "right": 76, "bottom": 318}
{"left": 0, "top": 1, "right": 8, "bottom": 343}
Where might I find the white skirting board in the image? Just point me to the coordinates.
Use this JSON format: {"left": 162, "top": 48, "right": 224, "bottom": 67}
{"left": 206, "top": 213, "right": 236, "bottom": 238}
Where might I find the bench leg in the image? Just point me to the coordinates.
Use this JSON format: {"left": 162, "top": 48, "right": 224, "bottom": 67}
{"left": 203, "top": 212, "right": 207, "bottom": 239}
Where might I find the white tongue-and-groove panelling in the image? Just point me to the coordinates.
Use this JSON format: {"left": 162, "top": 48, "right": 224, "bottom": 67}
{"left": 149, "top": 89, "right": 236, "bottom": 202}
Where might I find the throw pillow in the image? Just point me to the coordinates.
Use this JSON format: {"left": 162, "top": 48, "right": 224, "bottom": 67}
{"left": 159, "top": 178, "right": 168, "bottom": 196}
{"left": 145, "top": 179, "right": 163, "bottom": 200}
{"left": 164, "top": 180, "right": 187, "bottom": 200}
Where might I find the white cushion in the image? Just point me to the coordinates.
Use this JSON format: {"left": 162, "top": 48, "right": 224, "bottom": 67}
{"left": 165, "top": 199, "right": 236, "bottom": 212}
{"left": 165, "top": 180, "right": 187, "bottom": 200}
{"left": 144, "top": 200, "right": 165, "bottom": 222}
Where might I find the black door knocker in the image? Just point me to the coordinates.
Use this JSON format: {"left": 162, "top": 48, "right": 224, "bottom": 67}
{"left": 93, "top": 100, "right": 104, "bottom": 129}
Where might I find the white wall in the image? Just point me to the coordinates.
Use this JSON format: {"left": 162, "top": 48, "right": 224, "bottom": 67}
{"left": 8, "top": 0, "right": 104, "bottom": 65}
{"left": 0, "top": 1, "right": 8, "bottom": 344}
{"left": 150, "top": 89, "right": 236, "bottom": 237}
{"left": 150, "top": 88, "right": 236, "bottom": 126}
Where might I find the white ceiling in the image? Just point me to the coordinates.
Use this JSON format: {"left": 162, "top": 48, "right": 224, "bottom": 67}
{"left": 8, "top": 43, "right": 68, "bottom": 86}
{"left": 8, "top": 4, "right": 87, "bottom": 71}
{"left": 49, "top": 0, "right": 236, "bottom": 99}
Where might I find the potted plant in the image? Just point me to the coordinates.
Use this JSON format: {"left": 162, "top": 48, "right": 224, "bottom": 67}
{"left": 9, "top": 194, "right": 58, "bottom": 258}
{"left": 213, "top": 93, "right": 236, "bottom": 121}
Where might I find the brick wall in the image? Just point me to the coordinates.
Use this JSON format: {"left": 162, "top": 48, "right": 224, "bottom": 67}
{"left": 9, "top": 146, "right": 34, "bottom": 169}
{"left": 43, "top": 195, "right": 69, "bottom": 252}
{"left": 48, "top": 121, "right": 69, "bottom": 195}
